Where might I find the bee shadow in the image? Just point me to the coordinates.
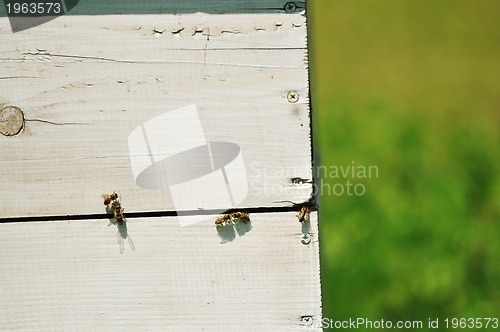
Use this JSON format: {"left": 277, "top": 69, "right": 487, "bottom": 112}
{"left": 301, "top": 216, "right": 311, "bottom": 235}
{"left": 216, "top": 219, "right": 253, "bottom": 244}
{"left": 216, "top": 224, "right": 236, "bottom": 244}
{"left": 300, "top": 216, "right": 311, "bottom": 244}
{"left": 106, "top": 205, "right": 135, "bottom": 254}
{"left": 234, "top": 219, "right": 252, "bottom": 237}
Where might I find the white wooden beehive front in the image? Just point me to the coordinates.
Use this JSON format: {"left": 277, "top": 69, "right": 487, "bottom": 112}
{"left": 0, "top": 1, "right": 322, "bottom": 330}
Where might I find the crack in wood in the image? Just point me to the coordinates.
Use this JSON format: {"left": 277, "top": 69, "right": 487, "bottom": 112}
{"left": 25, "top": 119, "right": 91, "bottom": 126}
{"left": 14, "top": 49, "right": 306, "bottom": 68}
{"left": 0, "top": 76, "right": 39, "bottom": 80}
{"left": 0, "top": 205, "right": 318, "bottom": 224}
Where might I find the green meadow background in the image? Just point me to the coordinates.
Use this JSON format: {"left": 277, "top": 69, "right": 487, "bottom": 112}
{"left": 308, "top": 0, "right": 499, "bottom": 330}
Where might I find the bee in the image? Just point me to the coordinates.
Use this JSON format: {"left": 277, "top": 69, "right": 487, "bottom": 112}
{"left": 102, "top": 191, "right": 118, "bottom": 206}
{"left": 215, "top": 214, "right": 232, "bottom": 227}
{"left": 215, "top": 212, "right": 250, "bottom": 226}
{"left": 297, "top": 206, "right": 310, "bottom": 223}
{"left": 111, "top": 200, "right": 126, "bottom": 224}
{"left": 231, "top": 212, "right": 250, "bottom": 223}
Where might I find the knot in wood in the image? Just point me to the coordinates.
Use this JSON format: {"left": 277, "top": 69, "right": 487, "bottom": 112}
{"left": 0, "top": 105, "right": 24, "bottom": 136}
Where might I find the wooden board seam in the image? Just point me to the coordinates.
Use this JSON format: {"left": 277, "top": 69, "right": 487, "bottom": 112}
{"left": 0, "top": 202, "right": 317, "bottom": 224}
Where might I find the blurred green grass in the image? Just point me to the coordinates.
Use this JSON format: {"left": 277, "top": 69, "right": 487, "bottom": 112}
{"left": 308, "top": 0, "right": 500, "bottom": 329}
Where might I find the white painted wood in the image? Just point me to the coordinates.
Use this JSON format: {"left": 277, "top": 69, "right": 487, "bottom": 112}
{"left": 0, "top": 3, "right": 321, "bottom": 330}
{"left": 0, "top": 12, "right": 312, "bottom": 218}
{"left": 0, "top": 212, "right": 322, "bottom": 331}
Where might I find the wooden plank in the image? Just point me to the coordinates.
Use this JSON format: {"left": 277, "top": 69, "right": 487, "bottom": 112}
{"left": 0, "top": 0, "right": 306, "bottom": 16}
{"left": 0, "top": 11, "right": 312, "bottom": 218}
{"left": 0, "top": 212, "right": 322, "bottom": 331}
{"left": 67, "top": 0, "right": 306, "bottom": 15}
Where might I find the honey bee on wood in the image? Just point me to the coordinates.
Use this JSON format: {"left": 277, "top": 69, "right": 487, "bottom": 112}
{"left": 215, "top": 212, "right": 250, "bottom": 226}
{"left": 297, "top": 206, "right": 310, "bottom": 223}
{"left": 231, "top": 212, "right": 250, "bottom": 223}
{"left": 111, "top": 200, "right": 126, "bottom": 224}
{"left": 215, "top": 214, "right": 232, "bottom": 226}
{"left": 102, "top": 191, "right": 118, "bottom": 205}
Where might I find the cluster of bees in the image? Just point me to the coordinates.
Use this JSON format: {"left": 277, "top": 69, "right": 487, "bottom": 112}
{"left": 215, "top": 211, "right": 250, "bottom": 227}
{"left": 102, "top": 191, "right": 126, "bottom": 224}
{"left": 214, "top": 206, "right": 309, "bottom": 226}
{"left": 101, "top": 192, "right": 309, "bottom": 227}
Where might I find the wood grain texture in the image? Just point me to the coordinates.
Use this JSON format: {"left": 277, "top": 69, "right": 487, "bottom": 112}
{"left": 0, "top": 10, "right": 311, "bottom": 218}
{"left": 0, "top": 212, "right": 322, "bottom": 331}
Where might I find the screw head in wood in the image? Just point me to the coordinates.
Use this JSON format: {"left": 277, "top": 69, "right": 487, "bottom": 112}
{"left": 284, "top": 2, "right": 297, "bottom": 13}
{"left": 287, "top": 91, "right": 299, "bottom": 103}
{"left": 0, "top": 105, "right": 24, "bottom": 136}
